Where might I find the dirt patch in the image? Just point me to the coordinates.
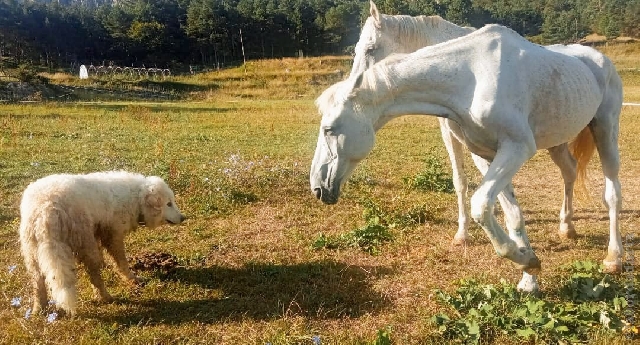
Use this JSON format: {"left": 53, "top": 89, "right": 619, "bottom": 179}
{"left": 129, "top": 252, "right": 180, "bottom": 272}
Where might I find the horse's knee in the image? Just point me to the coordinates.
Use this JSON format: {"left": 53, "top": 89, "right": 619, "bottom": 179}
{"left": 470, "top": 199, "right": 488, "bottom": 226}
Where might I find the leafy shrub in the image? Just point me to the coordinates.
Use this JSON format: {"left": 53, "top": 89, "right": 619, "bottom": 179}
{"left": 371, "top": 327, "right": 392, "bottom": 345}
{"left": 430, "top": 261, "right": 634, "bottom": 344}
{"left": 403, "top": 155, "right": 454, "bottom": 193}
{"left": 360, "top": 197, "right": 436, "bottom": 227}
{"left": 313, "top": 217, "right": 394, "bottom": 255}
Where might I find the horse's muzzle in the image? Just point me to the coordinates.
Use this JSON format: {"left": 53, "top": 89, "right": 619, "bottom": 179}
{"left": 312, "top": 187, "right": 338, "bottom": 205}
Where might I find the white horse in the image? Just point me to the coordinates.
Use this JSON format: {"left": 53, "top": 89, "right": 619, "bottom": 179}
{"left": 310, "top": 24, "right": 623, "bottom": 292}
{"left": 352, "top": 1, "right": 623, "bottom": 250}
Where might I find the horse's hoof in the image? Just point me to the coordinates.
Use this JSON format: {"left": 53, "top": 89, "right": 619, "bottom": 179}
{"left": 558, "top": 223, "right": 577, "bottom": 240}
{"left": 512, "top": 248, "right": 542, "bottom": 275}
{"left": 603, "top": 259, "right": 622, "bottom": 274}
{"left": 451, "top": 235, "right": 468, "bottom": 246}
{"left": 517, "top": 274, "right": 540, "bottom": 293}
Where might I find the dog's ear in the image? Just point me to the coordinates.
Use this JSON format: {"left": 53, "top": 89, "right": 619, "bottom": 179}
{"left": 144, "top": 176, "right": 171, "bottom": 211}
{"left": 144, "top": 177, "right": 164, "bottom": 210}
{"left": 145, "top": 191, "right": 162, "bottom": 210}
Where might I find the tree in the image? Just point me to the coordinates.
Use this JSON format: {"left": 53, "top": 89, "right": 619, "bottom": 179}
{"left": 623, "top": 0, "right": 640, "bottom": 37}
{"left": 541, "top": 0, "right": 583, "bottom": 44}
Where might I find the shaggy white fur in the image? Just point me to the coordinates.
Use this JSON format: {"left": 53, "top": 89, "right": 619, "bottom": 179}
{"left": 18, "top": 171, "right": 185, "bottom": 316}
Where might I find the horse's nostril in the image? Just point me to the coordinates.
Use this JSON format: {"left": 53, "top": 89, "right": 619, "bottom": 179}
{"left": 313, "top": 188, "right": 322, "bottom": 199}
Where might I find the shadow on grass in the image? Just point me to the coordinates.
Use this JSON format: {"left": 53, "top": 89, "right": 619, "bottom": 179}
{"left": 96, "top": 260, "right": 393, "bottom": 325}
{"left": 74, "top": 103, "right": 236, "bottom": 114}
{"left": 521, "top": 208, "right": 639, "bottom": 227}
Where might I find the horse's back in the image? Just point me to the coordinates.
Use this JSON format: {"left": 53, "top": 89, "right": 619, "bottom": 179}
{"left": 416, "top": 25, "right": 604, "bottom": 149}
{"left": 545, "top": 43, "right": 623, "bottom": 125}
{"left": 463, "top": 26, "right": 602, "bottom": 106}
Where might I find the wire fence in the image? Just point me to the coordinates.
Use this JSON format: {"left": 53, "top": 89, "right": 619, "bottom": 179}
{"left": 80, "top": 64, "right": 172, "bottom": 79}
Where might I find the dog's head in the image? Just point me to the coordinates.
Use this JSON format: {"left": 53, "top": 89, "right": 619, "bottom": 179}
{"left": 140, "top": 176, "right": 186, "bottom": 229}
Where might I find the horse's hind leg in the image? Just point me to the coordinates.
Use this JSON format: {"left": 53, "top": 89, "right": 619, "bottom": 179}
{"left": 547, "top": 144, "right": 577, "bottom": 239}
{"left": 439, "top": 119, "right": 470, "bottom": 245}
{"left": 590, "top": 121, "right": 623, "bottom": 273}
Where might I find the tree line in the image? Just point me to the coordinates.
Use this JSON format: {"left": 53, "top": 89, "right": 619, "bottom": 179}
{"left": 0, "top": 0, "right": 638, "bottom": 71}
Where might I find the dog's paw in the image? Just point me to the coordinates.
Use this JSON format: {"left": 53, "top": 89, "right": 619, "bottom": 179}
{"left": 129, "top": 275, "right": 147, "bottom": 286}
{"left": 100, "top": 294, "right": 115, "bottom": 304}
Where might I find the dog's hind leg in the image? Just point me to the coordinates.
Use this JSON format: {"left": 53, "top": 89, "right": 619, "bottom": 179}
{"left": 23, "top": 254, "right": 48, "bottom": 314}
{"left": 38, "top": 240, "right": 78, "bottom": 315}
{"left": 32, "top": 274, "right": 48, "bottom": 314}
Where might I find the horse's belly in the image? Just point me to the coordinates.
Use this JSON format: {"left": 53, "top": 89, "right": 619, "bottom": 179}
{"left": 532, "top": 114, "right": 593, "bottom": 149}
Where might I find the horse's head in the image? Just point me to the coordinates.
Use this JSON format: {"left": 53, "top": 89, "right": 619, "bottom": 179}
{"left": 310, "top": 75, "right": 376, "bottom": 204}
{"left": 350, "top": 1, "right": 404, "bottom": 77}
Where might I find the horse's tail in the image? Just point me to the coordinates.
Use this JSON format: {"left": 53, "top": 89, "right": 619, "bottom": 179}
{"left": 569, "top": 126, "right": 596, "bottom": 198}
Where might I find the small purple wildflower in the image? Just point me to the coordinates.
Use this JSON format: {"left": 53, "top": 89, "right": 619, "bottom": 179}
{"left": 8, "top": 265, "right": 17, "bottom": 274}
{"left": 48, "top": 300, "right": 56, "bottom": 306}
{"left": 24, "top": 308, "right": 32, "bottom": 319}
{"left": 46, "top": 312, "right": 58, "bottom": 323}
{"left": 10, "top": 297, "right": 21, "bottom": 307}
{"left": 312, "top": 335, "right": 321, "bottom": 345}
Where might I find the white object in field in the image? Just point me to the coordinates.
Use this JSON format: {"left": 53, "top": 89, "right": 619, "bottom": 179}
{"left": 79, "top": 65, "right": 88, "bottom": 79}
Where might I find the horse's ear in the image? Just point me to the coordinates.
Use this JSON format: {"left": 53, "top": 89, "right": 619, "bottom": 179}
{"left": 352, "top": 72, "right": 364, "bottom": 91}
{"left": 370, "top": 1, "right": 381, "bottom": 23}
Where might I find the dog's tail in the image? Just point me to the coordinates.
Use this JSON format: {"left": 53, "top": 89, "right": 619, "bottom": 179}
{"left": 33, "top": 207, "right": 78, "bottom": 315}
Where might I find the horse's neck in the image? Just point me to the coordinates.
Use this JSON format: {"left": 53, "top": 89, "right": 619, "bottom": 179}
{"left": 359, "top": 62, "right": 458, "bottom": 130}
{"left": 398, "top": 16, "right": 474, "bottom": 50}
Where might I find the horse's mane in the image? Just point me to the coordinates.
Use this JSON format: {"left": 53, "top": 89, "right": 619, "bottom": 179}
{"left": 379, "top": 14, "right": 476, "bottom": 47}
{"left": 316, "top": 57, "right": 400, "bottom": 116}
{"left": 360, "top": 54, "right": 403, "bottom": 98}
{"left": 317, "top": 50, "right": 410, "bottom": 115}
{"left": 315, "top": 80, "right": 350, "bottom": 116}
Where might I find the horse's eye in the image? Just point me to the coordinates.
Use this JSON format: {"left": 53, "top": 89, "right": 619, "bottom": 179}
{"left": 167, "top": 201, "right": 173, "bottom": 207}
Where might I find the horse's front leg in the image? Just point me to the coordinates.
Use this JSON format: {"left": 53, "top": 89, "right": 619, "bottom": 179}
{"left": 439, "top": 118, "right": 470, "bottom": 245}
{"left": 470, "top": 154, "right": 530, "bottom": 248}
{"left": 477, "top": 167, "right": 540, "bottom": 292}
{"left": 470, "top": 141, "right": 541, "bottom": 275}
{"left": 547, "top": 144, "right": 577, "bottom": 239}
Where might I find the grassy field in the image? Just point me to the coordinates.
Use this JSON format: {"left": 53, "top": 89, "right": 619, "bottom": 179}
{"left": 0, "top": 49, "right": 639, "bottom": 344}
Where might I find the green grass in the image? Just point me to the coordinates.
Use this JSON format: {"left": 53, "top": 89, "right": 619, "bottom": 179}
{"left": 0, "top": 53, "right": 639, "bottom": 344}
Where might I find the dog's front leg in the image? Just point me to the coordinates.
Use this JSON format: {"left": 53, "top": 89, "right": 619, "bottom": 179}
{"left": 104, "top": 235, "right": 144, "bottom": 286}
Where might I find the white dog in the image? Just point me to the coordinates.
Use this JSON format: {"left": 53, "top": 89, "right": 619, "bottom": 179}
{"left": 18, "top": 171, "right": 186, "bottom": 316}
